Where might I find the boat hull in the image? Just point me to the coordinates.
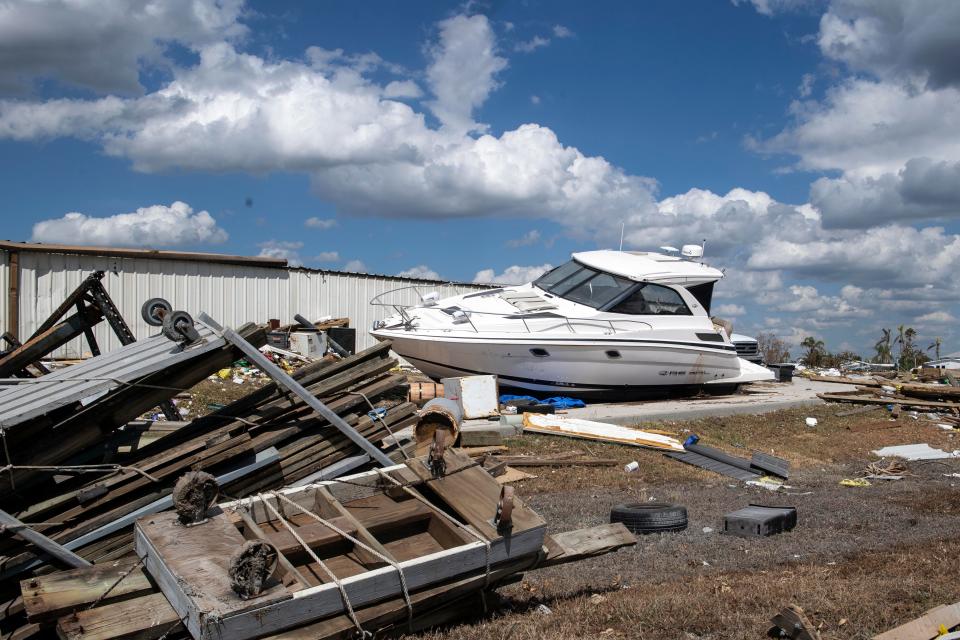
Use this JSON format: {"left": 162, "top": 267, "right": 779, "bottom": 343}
{"left": 373, "top": 330, "right": 765, "bottom": 398}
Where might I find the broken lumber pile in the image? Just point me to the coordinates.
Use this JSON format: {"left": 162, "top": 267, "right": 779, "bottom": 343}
{"left": 815, "top": 375, "right": 960, "bottom": 412}
{"left": 24, "top": 449, "right": 634, "bottom": 640}
{"left": 0, "top": 311, "right": 417, "bottom": 640}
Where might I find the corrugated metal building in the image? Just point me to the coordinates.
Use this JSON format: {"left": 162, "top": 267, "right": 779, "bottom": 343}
{"left": 0, "top": 241, "right": 491, "bottom": 358}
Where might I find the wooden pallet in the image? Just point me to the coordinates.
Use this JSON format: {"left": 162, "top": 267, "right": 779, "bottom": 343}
{"left": 134, "top": 448, "right": 547, "bottom": 639}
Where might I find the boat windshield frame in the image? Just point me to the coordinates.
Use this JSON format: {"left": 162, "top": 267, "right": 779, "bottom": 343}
{"left": 534, "top": 260, "right": 693, "bottom": 316}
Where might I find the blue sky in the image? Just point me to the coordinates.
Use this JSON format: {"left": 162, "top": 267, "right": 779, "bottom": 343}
{"left": 1, "top": 0, "right": 959, "bottom": 358}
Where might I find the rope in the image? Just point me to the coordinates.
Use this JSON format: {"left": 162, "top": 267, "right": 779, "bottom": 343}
{"left": 345, "top": 391, "right": 410, "bottom": 461}
{"left": 85, "top": 557, "right": 146, "bottom": 610}
{"left": 272, "top": 491, "right": 415, "bottom": 630}
{"left": 0, "top": 428, "right": 13, "bottom": 490}
{"left": 257, "top": 494, "right": 370, "bottom": 637}
{"left": 374, "top": 468, "right": 494, "bottom": 591}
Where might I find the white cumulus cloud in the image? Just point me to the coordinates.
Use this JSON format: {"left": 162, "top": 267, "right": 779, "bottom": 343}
{"left": 397, "top": 265, "right": 442, "bottom": 280}
{"left": 473, "top": 264, "right": 553, "bottom": 285}
{"left": 713, "top": 304, "right": 746, "bottom": 317}
{"left": 304, "top": 217, "right": 338, "bottom": 229}
{"left": 31, "top": 201, "right": 227, "bottom": 247}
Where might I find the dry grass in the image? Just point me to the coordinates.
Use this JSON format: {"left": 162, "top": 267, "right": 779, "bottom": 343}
{"left": 410, "top": 404, "right": 960, "bottom": 639}
{"left": 409, "top": 537, "right": 960, "bottom": 640}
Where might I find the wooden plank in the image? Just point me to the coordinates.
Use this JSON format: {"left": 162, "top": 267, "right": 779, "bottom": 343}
{"left": 21, "top": 560, "right": 152, "bottom": 624}
{"left": 207, "top": 319, "right": 394, "bottom": 467}
{"left": 521, "top": 414, "right": 683, "bottom": 450}
{"left": 819, "top": 393, "right": 960, "bottom": 409}
{"left": 404, "top": 448, "right": 546, "bottom": 540}
{"left": 496, "top": 467, "right": 536, "bottom": 484}
{"left": 873, "top": 602, "right": 960, "bottom": 640}
{"left": 312, "top": 487, "right": 395, "bottom": 568}
{"left": 458, "top": 430, "right": 503, "bottom": 447}
{"left": 493, "top": 455, "right": 617, "bottom": 467}
{"left": 56, "top": 592, "right": 182, "bottom": 640}
{"left": 805, "top": 374, "right": 881, "bottom": 386}
{"left": 135, "top": 508, "right": 291, "bottom": 638}
{"left": 540, "top": 523, "right": 636, "bottom": 567}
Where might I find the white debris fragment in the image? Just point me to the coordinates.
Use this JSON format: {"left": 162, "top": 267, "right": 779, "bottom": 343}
{"left": 805, "top": 417, "right": 818, "bottom": 428}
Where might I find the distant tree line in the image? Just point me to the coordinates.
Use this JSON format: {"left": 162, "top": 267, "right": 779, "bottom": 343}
{"left": 758, "top": 325, "right": 943, "bottom": 371}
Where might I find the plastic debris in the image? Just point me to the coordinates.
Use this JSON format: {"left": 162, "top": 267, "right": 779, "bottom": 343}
{"left": 624, "top": 461, "right": 639, "bottom": 473}
{"left": 840, "top": 478, "right": 871, "bottom": 487}
{"left": 805, "top": 417, "right": 818, "bottom": 428}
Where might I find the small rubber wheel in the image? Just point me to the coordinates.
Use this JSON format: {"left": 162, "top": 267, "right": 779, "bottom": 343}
{"left": 141, "top": 298, "right": 172, "bottom": 327}
{"left": 610, "top": 503, "right": 687, "bottom": 534}
{"left": 162, "top": 310, "right": 194, "bottom": 342}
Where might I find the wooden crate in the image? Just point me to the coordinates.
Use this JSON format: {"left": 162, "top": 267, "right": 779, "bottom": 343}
{"left": 134, "top": 449, "right": 546, "bottom": 640}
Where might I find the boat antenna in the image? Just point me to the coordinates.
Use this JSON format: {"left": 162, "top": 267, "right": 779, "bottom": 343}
{"left": 619, "top": 222, "right": 625, "bottom": 252}
{"left": 700, "top": 238, "right": 706, "bottom": 263}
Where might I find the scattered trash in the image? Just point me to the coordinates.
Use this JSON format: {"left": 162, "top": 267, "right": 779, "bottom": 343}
{"left": 872, "top": 444, "right": 960, "bottom": 461}
{"left": 537, "top": 604, "right": 554, "bottom": 615}
{"left": 840, "top": 478, "right": 871, "bottom": 487}
{"left": 702, "top": 526, "right": 714, "bottom": 533}
{"left": 805, "top": 417, "right": 818, "bottom": 428}
{"left": 723, "top": 504, "right": 797, "bottom": 538}
{"left": 624, "top": 461, "right": 640, "bottom": 473}
{"left": 767, "top": 604, "right": 822, "bottom": 640}
{"left": 522, "top": 413, "right": 683, "bottom": 450}
{"left": 746, "top": 477, "right": 789, "bottom": 491}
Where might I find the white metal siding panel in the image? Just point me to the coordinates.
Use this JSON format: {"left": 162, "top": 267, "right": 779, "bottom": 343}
{"left": 0, "top": 250, "right": 8, "bottom": 334}
{"left": 11, "top": 251, "right": 489, "bottom": 357}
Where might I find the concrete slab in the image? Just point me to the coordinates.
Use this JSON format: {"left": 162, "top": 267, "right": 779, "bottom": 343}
{"left": 557, "top": 379, "right": 857, "bottom": 426}
{"left": 391, "top": 379, "right": 858, "bottom": 441}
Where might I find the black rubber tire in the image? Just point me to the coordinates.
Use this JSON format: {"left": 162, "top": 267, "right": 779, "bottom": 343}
{"left": 141, "top": 297, "right": 172, "bottom": 327}
{"left": 610, "top": 503, "right": 688, "bottom": 534}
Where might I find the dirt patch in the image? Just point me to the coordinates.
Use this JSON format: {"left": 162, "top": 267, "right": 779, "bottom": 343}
{"left": 410, "top": 405, "right": 960, "bottom": 639}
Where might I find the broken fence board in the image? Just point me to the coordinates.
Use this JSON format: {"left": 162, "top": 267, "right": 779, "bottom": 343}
{"left": 873, "top": 602, "right": 960, "bottom": 640}
{"left": 521, "top": 414, "right": 683, "bottom": 450}
{"left": 57, "top": 592, "right": 182, "bottom": 640}
{"left": 21, "top": 559, "right": 152, "bottom": 624}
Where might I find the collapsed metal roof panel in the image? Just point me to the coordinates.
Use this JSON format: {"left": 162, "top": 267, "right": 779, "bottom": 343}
{"left": 0, "top": 323, "right": 224, "bottom": 429}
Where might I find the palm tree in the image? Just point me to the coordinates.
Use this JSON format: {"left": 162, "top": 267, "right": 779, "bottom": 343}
{"left": 801, "top": 336, "right": 825, "bottom": 367}
{"left": 874, "top": 328, "right": 892, "bottom": 364}
{"left": 928, "top": 337, "right": 943, "bottom": 361}
{"left": 894, "top": 324, "right": 907, "bottom": 369}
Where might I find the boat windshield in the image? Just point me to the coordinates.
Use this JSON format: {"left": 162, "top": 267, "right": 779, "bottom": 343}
{"left": 534, "top": 261, "right": 635, "bottom": 309}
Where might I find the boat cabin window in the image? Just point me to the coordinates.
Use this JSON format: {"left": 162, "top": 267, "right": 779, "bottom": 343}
{"left": 535, "top": 261, "right": 636, "bottom": 309}
{"left": 608, "top": 283, "right": 692, "bottom": 316}
{"left": 534, "top": 261, "right": 582, "bottom": 291}
{"left": 685, "top": 282, "right": 715, "bottom": 314}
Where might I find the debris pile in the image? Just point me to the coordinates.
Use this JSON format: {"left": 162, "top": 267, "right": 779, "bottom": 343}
{"left": 20, "top": 450, "right": 635, "bottom": 639}
{"left": 0, "top": 302, "right": 425, "bottom": 636}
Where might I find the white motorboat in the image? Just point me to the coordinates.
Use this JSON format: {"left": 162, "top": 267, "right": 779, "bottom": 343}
{"left": 370, "top": 248, "right": 773, "bottom": 398}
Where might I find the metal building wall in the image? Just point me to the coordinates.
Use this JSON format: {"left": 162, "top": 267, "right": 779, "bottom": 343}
{"left": 0, "top": 252, "right": 8, "bottom": 335}
{"left": 3, "top": 249, "right": 489, "bottom": 358}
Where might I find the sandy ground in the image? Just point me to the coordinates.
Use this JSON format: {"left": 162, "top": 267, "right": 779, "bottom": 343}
{"left": 406, "top": 403, "right": 960, "bottom": 640}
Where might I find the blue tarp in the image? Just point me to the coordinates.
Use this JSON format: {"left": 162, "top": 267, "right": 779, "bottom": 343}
{"left": 498, "top": 394, "right": 586, "bottom": 408}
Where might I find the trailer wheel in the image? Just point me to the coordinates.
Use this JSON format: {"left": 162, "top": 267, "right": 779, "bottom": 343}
{"left": 610, "top": 503, "right": 687, "bottom": 534}
{"left": 141, "top": 298, "right": 172, "bottom": 327}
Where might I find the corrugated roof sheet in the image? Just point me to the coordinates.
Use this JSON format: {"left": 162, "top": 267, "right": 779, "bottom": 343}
{"left": 0, "top": 323, "right": 225, "bottom": 429}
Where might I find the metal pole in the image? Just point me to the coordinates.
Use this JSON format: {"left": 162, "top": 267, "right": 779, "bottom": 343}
{"left": 0, "top": 508, "right": 91, "bottom": 569}
{"left": 197, "top": 314, "right": 394, "bottom": 467}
